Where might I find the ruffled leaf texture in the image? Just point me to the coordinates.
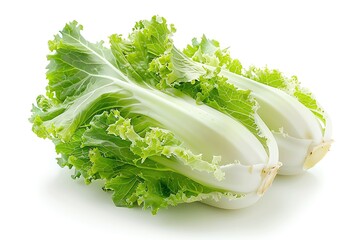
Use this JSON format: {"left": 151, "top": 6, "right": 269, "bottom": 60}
{"left": 30, "top": 21, "right": 247, "bottom": 214}
{"left": 109, "top": 16, "right": 269, "bottom": 149}
{"left": 183, "top": 35, "right": 327, "bottom": 129}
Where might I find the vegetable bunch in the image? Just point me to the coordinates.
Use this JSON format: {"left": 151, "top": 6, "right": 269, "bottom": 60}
{"left": 30, "top": 16, "right": 332, "bottom": 214}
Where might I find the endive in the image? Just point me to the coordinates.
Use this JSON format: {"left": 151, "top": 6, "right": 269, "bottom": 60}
{"left": 114, "top": 16, "right": 332, "bottom": 175}
{"left": 30, "top": 21, "right": 280, "bottom": 213}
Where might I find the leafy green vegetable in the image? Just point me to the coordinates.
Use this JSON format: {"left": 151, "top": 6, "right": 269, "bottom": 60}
{"left": 30, "top": 19, "right": 279, "bottom": 214}
{"left": 181, "top": 35, "right": 332, "bottom": 174}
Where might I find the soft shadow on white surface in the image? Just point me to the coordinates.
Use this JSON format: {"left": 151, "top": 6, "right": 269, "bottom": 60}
{"left": 43, "top": 169, "right": 322, "bottom": 237}
{"left": 156, "top": 173, "right": 322, "bottom": 233}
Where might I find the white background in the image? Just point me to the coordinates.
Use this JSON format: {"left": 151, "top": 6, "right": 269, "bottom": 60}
{"left": 1, "top": 0, "right": 359, "bottom": 239}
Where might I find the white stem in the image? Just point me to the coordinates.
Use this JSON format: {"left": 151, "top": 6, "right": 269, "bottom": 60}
{"left": 222, "top": 71, "right": 323, "bottom": 142}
